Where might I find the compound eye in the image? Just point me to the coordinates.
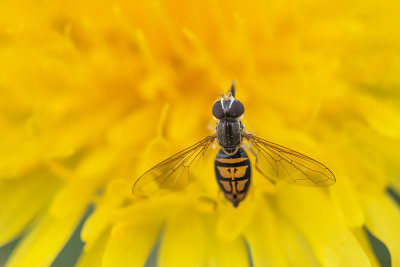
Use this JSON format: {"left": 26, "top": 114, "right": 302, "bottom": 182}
{"left": 212, "top": 101, "right": 224, "bottom": 119}
{"left": 229, "top": 100, "right": 244, "bottom": 118}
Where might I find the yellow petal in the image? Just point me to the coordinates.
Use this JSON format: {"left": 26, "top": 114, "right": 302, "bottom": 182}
{"left": 0, "top": 169, "right": 60, "bottom": 246}
{"left": 207, "top": 235, "right": 249, "bottom": 267}
{"left": 49, "top": 180, "right": 96, "bottom": 218}
{"left": 102, "top": 220, "right": 162, "bottom": 267}
{"left": 5, "top": 189, "right": 88, "bottom": 267}
{"left": 159, "top": 209, "right": 208, "bottom": 267}
{"left": 103, "top": 194, "right": 183, "bottom": 267}
{"left": 41, "top": 103, "right": 125, "bottom": 159}
{"left": 74, "top": 147, "right": 120, "bottom": 182}
{"left": 216, "top": 196, "right": 257, "bottom": 242}
{"left": 330, "top": 174, "right": 364, "bottom": 228}
{"left": 106, "top": 105, "right": 159, "bottom": 148}
{"left": 277, "top": 186, "right": 371, "bottom": 267}
{"left": 113, "top": 193, "right": 184, "bottom": 226}
{"left": 244, "top": 199, "right": 289, "bottom": 267}
{"left": 357, "top": 94, "right": 400, "bottom": 138}
{"left": 0, "top": 128, "right": 41, "bottom": 178}
{"left": 279, "top": 219, "right": 321, "bottom": 267}
{"left": 81, "top": 179, "right": 131, "bottom": 251}
{"left": 77, "top": 229, "right": 109, "bottom": 267}
{"left": 361, "top": 192, "right": 400, "bottom": 266}
{"left": 351, "top": 228, "right": 381, "bottom": 267}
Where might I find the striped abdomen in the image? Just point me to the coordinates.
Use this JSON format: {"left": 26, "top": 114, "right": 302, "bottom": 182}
{"left": 214, "top": 147, "right": 251, "bottom": 207}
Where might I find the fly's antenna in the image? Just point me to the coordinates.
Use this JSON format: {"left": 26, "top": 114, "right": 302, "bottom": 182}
{"left": 230, "top": 80, "right": 236, "bottom": 98}
{"left": 222, "top": 80, "right": 236, "bottom": 100}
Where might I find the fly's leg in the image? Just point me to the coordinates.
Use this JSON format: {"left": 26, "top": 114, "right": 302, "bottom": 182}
{"left": 197, "top": 193, "right": 219, "bottom": 212}
{"left": 247, "top": 144, "right": 276, "bottom": 185}
{"left": 255, "top": 165, "right": 276, "bottom": 185}
{"left": 212, "top": 189, "right": 224, "bottom": 211}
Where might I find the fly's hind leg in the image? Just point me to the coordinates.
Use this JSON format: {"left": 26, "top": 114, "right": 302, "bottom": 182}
{"left": 246, "top": 143, "right": 276, "bottom": 185}
{"left": 208, "top": 190, "right": 222, "bottom": 212}
{"left": 197, "top": 191, "right": 220, "bottom": 212}
{"left": 213, "top": 189, "right": 224, "bottom": 211}
{"left": 255, "top": 165, "right": 276, "bottom": 185}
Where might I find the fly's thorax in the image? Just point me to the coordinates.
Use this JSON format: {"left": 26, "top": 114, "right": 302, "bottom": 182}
{"left": 216, "top": 119, "right": 244, "bottom": 152}
{"left": 214, "top": 147, "right": 251, "bottom": 208}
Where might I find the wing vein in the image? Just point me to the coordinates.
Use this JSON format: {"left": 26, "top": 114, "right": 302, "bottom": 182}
{"left": 132, "top": 135, "right": 216, "bottom": 195}
{"left": 244, "top": 133, "right": 335, "bottom": 187}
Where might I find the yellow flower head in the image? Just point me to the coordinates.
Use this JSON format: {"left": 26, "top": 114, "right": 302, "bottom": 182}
{"left": 0, "top": 0, "right": 400, "bottom": 266}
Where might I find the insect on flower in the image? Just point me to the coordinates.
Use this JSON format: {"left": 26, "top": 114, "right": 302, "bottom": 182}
{"left": 133, "top": 82, "right": 336, "bottom": 207}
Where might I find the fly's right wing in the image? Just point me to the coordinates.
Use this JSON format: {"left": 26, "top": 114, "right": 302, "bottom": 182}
{"left": 132, "top": 135, "right": 216, "bottom": 196}
{"left": 244, "top": 133, "right": 336, "bottom": 186}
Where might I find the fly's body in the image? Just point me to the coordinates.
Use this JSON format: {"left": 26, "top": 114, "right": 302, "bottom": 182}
{"left": 212, "top": 85, "right": 250, "bottom": 206}
{"left": 133, "top": 82, "right": 336, "bottom": 208}
{"left": 216, "top": 119, "right": 243, "bottom": 154}
{"left": 214, "top": 147, "right": 251, "bottom": 207}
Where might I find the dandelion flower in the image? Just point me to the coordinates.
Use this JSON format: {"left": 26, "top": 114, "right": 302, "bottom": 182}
{"left": 0, "top": 0, "right": 400, "bottom": 267}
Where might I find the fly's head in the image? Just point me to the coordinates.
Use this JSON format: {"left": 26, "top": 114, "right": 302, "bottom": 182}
{"left": 212, "top": 81, "right": 244, "bottom": 120}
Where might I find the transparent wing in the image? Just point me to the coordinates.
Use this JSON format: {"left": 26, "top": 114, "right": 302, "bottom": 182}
{"left": 132, "top": 135, "right": 216, "bottom": 195}
{"left": 243, "top": 133, "right": 336, "bottom": 186}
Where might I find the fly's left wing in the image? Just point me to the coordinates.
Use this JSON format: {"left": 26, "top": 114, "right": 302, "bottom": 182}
{"left": 132, "top": 135, "right": 216, "bottom": 196}
{"left": 243, "top": 133, "right": 335, "bottom": 186}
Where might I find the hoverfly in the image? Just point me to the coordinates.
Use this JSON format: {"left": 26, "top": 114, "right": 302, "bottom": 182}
{"left": 133, "top": 82, "right": 336, "bottom": 207}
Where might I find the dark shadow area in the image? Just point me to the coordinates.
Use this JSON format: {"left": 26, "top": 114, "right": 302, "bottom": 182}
{"left": 144, "top": 230, "right": 163, "bottom": 267}
{"left": 0, "top": 236, "right": 22, "bottom": 265}
{"left": 244, "top": 237, "right": 254, "bottom": 267}
{"left": 51, "top": 205, "right": 94, "bottom": 267}
{"left": 364, "top": 226, "right": 391, "bottom": 267}
{"left": 387, "top": 187, "right": 400, "bottom": 207}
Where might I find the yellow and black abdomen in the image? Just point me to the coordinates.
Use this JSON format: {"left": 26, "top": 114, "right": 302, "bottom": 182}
{"left": 214, "top": 147, "right": 251, "bottom": 207}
